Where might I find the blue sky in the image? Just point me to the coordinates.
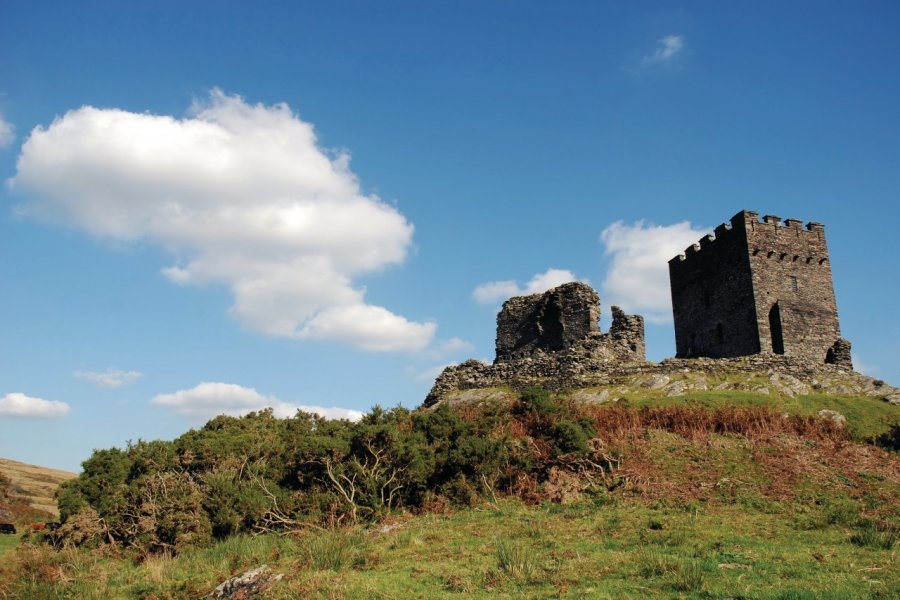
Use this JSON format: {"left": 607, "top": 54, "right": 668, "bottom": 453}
{"left": 1, "top": 1, "right": 898, "bottom": 471}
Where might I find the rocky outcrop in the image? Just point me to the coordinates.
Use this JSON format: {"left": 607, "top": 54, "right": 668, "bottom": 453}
{"left": 423, "top": 354, "right": 899, "bottom": 408}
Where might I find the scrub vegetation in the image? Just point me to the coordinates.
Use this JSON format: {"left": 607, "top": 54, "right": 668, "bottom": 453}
{"left": 1, "top": 388, "right": 897, "bottom": 599}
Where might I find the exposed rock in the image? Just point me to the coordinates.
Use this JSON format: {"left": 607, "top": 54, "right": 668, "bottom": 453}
{"left": 208, "top": 566, "right": 283, "bottom": 599}
{"left": 817, "top": 409, "right": 846, "bottom": 428}
{"left": 641, "top": 374, "right": 670, "bottom": 390}
{"left": 569, "top": 389, "right": 611, "bottom": 404}
{"left": 767, "top": 371, "right": 810, "bottom": 397}
{"left": 664, "top": 380, "right": 687, "bottom": 397}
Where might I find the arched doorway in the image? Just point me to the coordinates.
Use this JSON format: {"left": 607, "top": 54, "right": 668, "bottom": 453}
{"left": 769, "top": 303, "right": 785, "bottom": 354}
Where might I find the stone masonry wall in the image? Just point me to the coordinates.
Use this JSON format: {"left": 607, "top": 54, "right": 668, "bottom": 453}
{"left": 742, "top": 212, "right": 844, "bottom": 366}
{"left": 668, "top": 213, "right": 760, "bottom": 358}
{"left": 496, "top": 282, "right": 600, "bottom": 361}
{"left": 423, "top": 282, "right": 646, "bottom": 406}
{"left": 669, "top": 210, "right": 848, "bottom": 367}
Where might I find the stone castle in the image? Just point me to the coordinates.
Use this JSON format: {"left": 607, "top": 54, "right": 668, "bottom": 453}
{"left": 669, "top": 210, "right": 852, "bottom": 368}
{"left": 424, "top": 209, "right": 889, "bottom": 407}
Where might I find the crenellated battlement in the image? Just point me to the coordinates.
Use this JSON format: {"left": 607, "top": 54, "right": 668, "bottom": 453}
{"left": 670, "top": 210, "right": 828, "bottom": 266}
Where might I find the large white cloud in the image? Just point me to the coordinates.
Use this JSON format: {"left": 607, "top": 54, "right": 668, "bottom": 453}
{"left": 151, "top": 382, "right": 364, "bottom": 422}
{"left": 600, "top": 220, "right": 707, "bottom": 324}
{"left": 0, "top": 113, "right": 14, "bottom": 149}
{"left": 473, "top": 268, "right": 583, "bottom": 305}
{"left": 74, "top": 367, "right": 143, "bottom": 388}
{"left": 9, "top": 90, "right": 434, "bottom": 352}
{"left": 0, "top": 392, "right": 70, "bottom": 418}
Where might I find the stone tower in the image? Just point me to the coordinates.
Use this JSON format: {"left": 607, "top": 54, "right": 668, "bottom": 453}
{"left": 668, "top": 210, "right": 851, "bottom": 367}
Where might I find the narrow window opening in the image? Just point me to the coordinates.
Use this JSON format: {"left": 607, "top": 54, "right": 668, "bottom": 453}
{"left": 769, "top": 303, "right": 785, "bottom": 354}
{"left": 789, "top": 276, "right": 799, "bottom": 292}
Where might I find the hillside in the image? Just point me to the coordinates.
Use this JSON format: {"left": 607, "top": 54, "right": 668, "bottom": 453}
{"left": 0, "top": 457, "right": 77, "bottom": 521}
{"left": 0, "top": 384, "right": 897, "bottom": 599}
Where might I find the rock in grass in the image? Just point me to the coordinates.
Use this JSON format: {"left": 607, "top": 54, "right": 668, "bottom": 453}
{"left": 208, "top": 565, "right": 283, "bottom": 599}
{"left": 817, "top": 409, "right": 847, "bottom": 428}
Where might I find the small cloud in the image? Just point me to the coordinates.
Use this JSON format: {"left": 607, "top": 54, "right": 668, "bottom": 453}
{"left": 641, "top": 35, "right": 685, "bottom": 68}
{"left": 0, "top": 113, "right": 14, "bottom": 149}
{"left": 151, "top": 382, "right": 364, "bottom": 422}
{"left": 473, "top": 268, "right": 583, "bottom": 305}
{"left": 851, "top": 354, "right": 877, "bottom": 377}
{"left": 425, "top": 337, "right": 474, "bottom": 361}
{"left": 600, "top": 219, "right": 708, "bottom": 324}
{"left": 74, "top": 367, "right": 143, "bottom": 388}
{"left": 297, "top": 304, "right": 436, "bottom": 353}
{"left": 0, "top": 392, "right": 70, "bottom": 418}
{"left": 410, "top": 363, "right": 454, "bottom": 384}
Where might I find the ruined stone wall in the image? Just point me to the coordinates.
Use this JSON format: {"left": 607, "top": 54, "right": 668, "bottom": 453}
{"left": 422, "top": 282, "right": 646, "bottom": 406}
{"left": 609, "top": 306, "right": 645, "bottom": 359}
{"left": 668, "top": 213, "right": 760, "bottom": 358}
{"left": 742, "top": 212, "right": 844, "bottom": 366}
{"left": 495, "top": 282, "right": 600, "bottom": 361}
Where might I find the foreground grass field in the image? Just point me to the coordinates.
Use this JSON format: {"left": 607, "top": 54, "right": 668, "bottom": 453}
{"left": 2, "top": 496, "right": 896, "bottom": 599}
{"left": 0, "top": 390, "right": 896, "bottom": 599}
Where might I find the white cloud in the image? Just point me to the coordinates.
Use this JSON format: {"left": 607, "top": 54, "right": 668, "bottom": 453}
{"left": 0, "top": 392, "right": 70, "bottom": 418}
{"left": 74, "top": 367, "right": 143, "bottom": 388}
{"left": 641, "top": 35, "right": 684, "bottom": 67}
{"left": 600, "top": 220, "right": 707, "bottom": 324}
{"left": 299, "top": 304, "right": 435, "bottom": 352}
{"left": 851, "top": 354, "right": 877, "bottom": 377}
{"left": 410, "top": 363, "right": 454, "bottom": 384}
{"left": 151, "top": 382, "right": 364, "bottom": 422}
{"left": 9, "top": 89, "right": 433, "bottom": 352}
{"left": 0, "top": 114, "right": 14, "bottom": 148}
{"left": 432, "top": 337, "right": 474, "bottom": 356}
{"left": 473, "top": 268, "right": 583, "bottom": 305}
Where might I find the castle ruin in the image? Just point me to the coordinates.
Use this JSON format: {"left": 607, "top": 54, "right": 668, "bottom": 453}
{"left": 423, "top": 209, "right": 881, "bottom": 408}
{"left": 495, "top": 282, "right": 644, "bottom": 362}
{"left": 668, "top": 210, "right": 852, "bottom": 367}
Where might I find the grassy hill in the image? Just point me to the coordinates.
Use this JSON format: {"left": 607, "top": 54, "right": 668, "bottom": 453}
{"left": 0, "top": 388, "right": 896, "bottom": 599}
{"left": 0, "top": 457, "right": 77, "bottom": 519}
{"left": 0, "top": 457, "right": 77, "bottom": 558}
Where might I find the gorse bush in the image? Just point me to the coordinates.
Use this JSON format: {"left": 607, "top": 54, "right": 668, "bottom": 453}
{"left": 53, "top": 402, "right": 530, "bottom": 553}
{"left": 49, "top": 389, "right": 872, "bottom": 556}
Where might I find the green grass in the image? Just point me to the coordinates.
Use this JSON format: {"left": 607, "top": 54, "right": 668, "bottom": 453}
{"left": 2, "top": 497, "right": 896, "bottom": 599}
{"left": 0, "top": 533, "right": 20, "bottom": 556}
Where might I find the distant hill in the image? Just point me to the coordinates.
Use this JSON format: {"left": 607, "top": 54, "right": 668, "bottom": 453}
{"left": 0, "top": 457, "right": 77, "bottom": 523}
